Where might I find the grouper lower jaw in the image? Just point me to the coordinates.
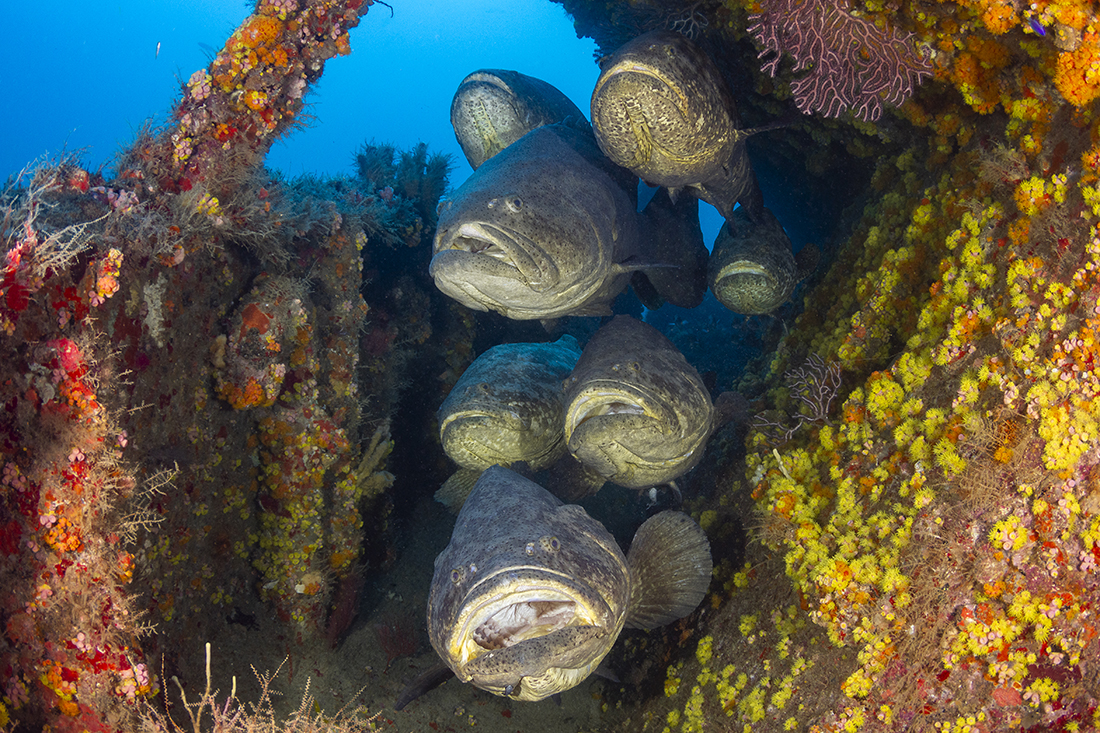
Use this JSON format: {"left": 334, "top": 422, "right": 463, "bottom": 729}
{"left": 428, "top": 250, "right": 519, "bottom": 311}
{"left": 438, "top": 221, "right": 560, "bottom": 292}
{"left": 460, "top": 625, "right": 615, "bottom": 701}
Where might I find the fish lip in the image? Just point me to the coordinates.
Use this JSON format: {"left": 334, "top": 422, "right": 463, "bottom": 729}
{"left": 427, "top": 250, "right": 505, "bottom": 313}
{"left": 564, "top": 383, "right": 673, "bottom": 436}
{"left": 596, "top": 60, "right": 688, "bottom": 119}
{"left": 462, "top": 71, "right": 515, "bottom": 97}
{"left": 461, "top": 568, "right": 602, "bottom": 621}
{"left": 452, "top": 568, "right": 609, "bottom": 666}
{"left": 715, "top": 259, "right": 778, "bottom": 283}
{"left": 436, "top": 221, "right": 560, "bottom": 291}
{"left": 439, "top": 408, "right": 524, "bottom": 435}
{"left": 440, "top": 408, "right": 563, "bottom": 468}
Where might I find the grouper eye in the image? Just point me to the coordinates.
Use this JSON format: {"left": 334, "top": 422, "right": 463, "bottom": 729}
{"left": 505, "top": 196, "right": 523, "bottom": 212}
{"left": 436, "top": 199, "right": 452, "bottom": 216}
{"left": 540, "top": 535, "right": 561, "bottom": 552}
{"left": 450, "top": 567, "right": 464, "bottom": 584}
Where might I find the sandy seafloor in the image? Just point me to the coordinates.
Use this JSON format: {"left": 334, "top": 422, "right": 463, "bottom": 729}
{"left": 181, "top": 487, "right": 653, "bottom": 732}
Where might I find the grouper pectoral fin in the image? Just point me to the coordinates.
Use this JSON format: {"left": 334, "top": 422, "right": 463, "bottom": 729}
{"left": 737, "top": 111, "right": 801, "bottom": 139}
{"left": 736, "top": 166, "right": 765, "bottom": 223}
{"left": 394, "top": 663, "right": 455, "bottom": 710}
{"left": 794, "top": 241, "right": 821, "bottom": 280}
{"left": 613, "top": 254, "right": 679, "bottom": 273}
{"left": 434, "top": 467, "right": 484, "bottom": 513}
{"left": 536, "top": 453, "right": 607, "bottom": 502}
{"left": 723, "top": 113, "right": 795, "bottom": 222}
{"left": 630, "top": 270, "right": 664, "bottom": 310}
{"left": 635, "top": 188, "right": 708, "bottom": 309}
{"left": 464, "top": 625, "right": 611, "bottom": 680}
{"left": 555, "top": 301, "right": 613, "bottom": 318}
{"left": 625, "top": 511, "right": 712, "bottom": 630}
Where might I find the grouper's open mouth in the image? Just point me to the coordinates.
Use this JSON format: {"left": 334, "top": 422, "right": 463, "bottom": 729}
{"left": 433, "top": 221, "right": 559, "bottom": 292}
{"left": 564, "top": 383, "right": 674, "bottom": 438}
{"left": 451, "top": 569, "right": 609, "bottom": 668}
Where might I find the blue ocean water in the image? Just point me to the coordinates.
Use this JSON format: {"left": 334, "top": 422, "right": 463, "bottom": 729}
{"left": 2, "top": 1, "right": 591, "bottom": 183}
{"left": 3, "top": 0, "right": 730, "bottom": 243}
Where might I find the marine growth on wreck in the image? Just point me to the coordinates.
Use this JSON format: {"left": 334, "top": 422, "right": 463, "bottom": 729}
{"left": 2, "top": 0, "right": 1100, "bottom": 731}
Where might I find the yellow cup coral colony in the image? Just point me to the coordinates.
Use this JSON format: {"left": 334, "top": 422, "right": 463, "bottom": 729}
{"left": 639, "top": 0, "right": 1100, "bottom": 728}
{"left": 631, "top": 0, "right": 1100, "bottom": 729}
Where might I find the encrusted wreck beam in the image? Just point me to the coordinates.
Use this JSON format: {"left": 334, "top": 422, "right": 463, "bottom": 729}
{"left": 157, "top": 0, "right": 370, "bottom": 195}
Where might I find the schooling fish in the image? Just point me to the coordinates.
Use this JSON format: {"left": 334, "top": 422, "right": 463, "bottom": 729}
{"left": 450, "top": 69, "right": 591, "bottom": 170}
{"left": 430, "top": 124, "right": 646, "bottom": 321}
{"left": 591, "top": 30, "right": 767, "bottom": 221}
{"left": 708, "top": 207, "right": 818, "bottom": 315}
{"left": 435, "top": 336, "right": 582, "bottom": 508}
{"left": 427, "top": 465, "right": 711, "bottom": 701}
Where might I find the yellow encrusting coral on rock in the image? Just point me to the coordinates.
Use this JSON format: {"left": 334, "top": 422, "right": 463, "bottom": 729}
{"left": 627, "top": 0, "right": 1100, "bottom": 728}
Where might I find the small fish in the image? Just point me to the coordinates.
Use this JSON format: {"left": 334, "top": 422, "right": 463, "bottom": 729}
{"left": 430, "top": 124, "right": 647, "bottom": 321}
{"left": 591, "top": 30, "right": 770, "bottom": 221}
{"left": 708, "top": 207, "right": 817, "bottom": 315}
{"left": 435, "top": 336, "right": 582, "bottom": 508}
{"left": 155, "top": 41, "right": 161, "bottom": 59}
{"left": 450, "top": 69, "right": 591, "bottom": 170}
{"left": 427, "top": 465, "right": 711, "bottom": 701}
{"left": 563, "top": 315, "right": 714, "bottom": 490}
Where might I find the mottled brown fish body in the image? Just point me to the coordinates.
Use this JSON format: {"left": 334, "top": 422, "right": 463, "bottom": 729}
{"left": 450, "top": 69, "right": 591, "bottom": 170}
{"left": 438, "top": 336, "right": 581, "bottom": 471}
{"left": 636, "top": 188, "right": 709, "bottom": 309}
{"left": 590, "top": 30, "right": 760, "bottom": 219}
{"left": 563, "top": 315, "right": 713, "bottom": 489}
{"left": 427, "top": 466, "right": 630, "bottom": 701}
{"left": 708, "top": 207, "right": 797, "bottom": 315}
{"left": 430, "top": 125, "right": 641, "bottom": 320}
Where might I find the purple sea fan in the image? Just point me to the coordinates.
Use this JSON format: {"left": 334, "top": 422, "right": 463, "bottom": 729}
{"left": 747, "top": 0, "right": 933, "bottom": 122}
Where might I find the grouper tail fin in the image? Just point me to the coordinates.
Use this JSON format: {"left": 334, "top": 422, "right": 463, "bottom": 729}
{"left": 624, "top": 511, "right": 712, "bottom": 630}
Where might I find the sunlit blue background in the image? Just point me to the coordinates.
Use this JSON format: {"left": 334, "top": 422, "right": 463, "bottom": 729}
{"left": 2, "top": 0, "right": 727, "bottom": 242}
{"left": 3, "top": 0, "right": 595, "bottom": 179}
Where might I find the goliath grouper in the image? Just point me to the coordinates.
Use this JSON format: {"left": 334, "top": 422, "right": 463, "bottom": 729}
{"left": 450, "top": 69, "right": 591, "bottom": 170}
{"left": 430, "top": 124, "right": 648, "bottom": 321}
{"left": 708, "top": 207, "right": 818, "bottom": 315}
{"left": 435, "top": 336, "right": 582, "bottom": 509}
{"left": 563, "top": 315, "right": 714, "bottom": 490}
{"left": 590, "top": 30, "right": 772, "bottom": 221}
{"left": 427, "top": 465, "right": 711, "bottom": 701}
